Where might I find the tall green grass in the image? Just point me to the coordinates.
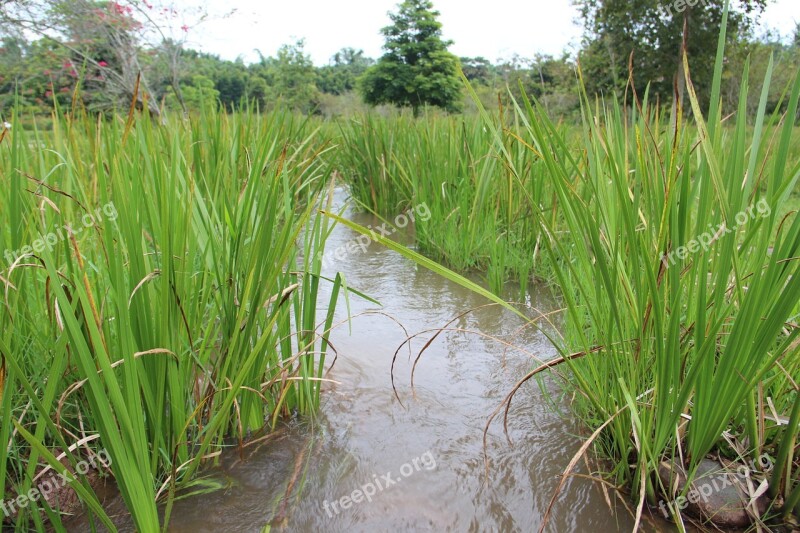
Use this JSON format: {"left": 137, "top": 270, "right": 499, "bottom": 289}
{"left": 1, "top": 107, "right": 340, "bottom": 530}
{"left": 482, "top": 5, "right": 800, "bottom": 525}
{"left": 335, "top": 4, "right": 800, "bottom": 526}
{"left": 336, "top": 110, "right": 552, "bottom": 294}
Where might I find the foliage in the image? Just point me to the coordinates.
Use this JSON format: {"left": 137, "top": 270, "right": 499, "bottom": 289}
{"left": 360, "top": 0, "right": 462, "bottom": 115}
{"left": 0, "top": 0, "right": 170, "bottom": 114}
{"left": 252, "top": 39, "right": 321, "bottom": 114}
{"left": 317, "top": 48, "right": 373, "bottom": 96}
{"left": 0, "top": 108, "right": 341, "bottom": 530}
{"left": 575, "top": 0, "right": 769, "bottom": 109}
{"left": 0, "top": 36, "right": 75, "bottom": 113}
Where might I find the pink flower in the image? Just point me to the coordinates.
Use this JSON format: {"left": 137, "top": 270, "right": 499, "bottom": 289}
{"left": 181, "top": 24, "right": 189, "bottom": 32}
{"left": 45, "top": 90, "right": 53, "bottom": 98}
{"left": 98, "top": 61, "right": 108, "bottom": 67}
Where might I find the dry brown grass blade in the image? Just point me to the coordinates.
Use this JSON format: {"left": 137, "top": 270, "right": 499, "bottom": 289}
{"left": 263, "top": 283, "right": 300, "bottom": 310}
{"left": 391, "top": 325, "right": 546, "bottom": 408}
{"left": 537, "top": 404, "right": 628, "bottom": 533}
{"left": 22, "top": 172, "right": 87, "bottom": 213}
{"left": 128, "top": 270, "right": 161, "bottom": 307}
{"left": 388, "top": 303, "right": 552, "bottom": 406}
{"left": 57, "top": 349, "right": 177, "bottom": 425}
{"left": 272, "top": 434, "right": 312, "bottom": 527}
{"left": 485, "top": 345, "right": 604, "bottom": 453}
{"left": 0, "top": 351, "right": 5, "bottom": 406}
{"left": 69, "top": 232, "right": 106, "bottom": 356}
{"left": 122, "top": 72, "right": 141, "bottom": 145}
{"left": 501, "top": 306, "right": 565, "bottom": 364}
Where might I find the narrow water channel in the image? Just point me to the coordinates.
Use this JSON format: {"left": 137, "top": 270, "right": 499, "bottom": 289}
{"left": 73, "top": 188, "right": 669, "bottom": 532}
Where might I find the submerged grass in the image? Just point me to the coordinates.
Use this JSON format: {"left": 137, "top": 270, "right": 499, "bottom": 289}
{"left": 1, "top": 106, "right": 340, "bottom": 530}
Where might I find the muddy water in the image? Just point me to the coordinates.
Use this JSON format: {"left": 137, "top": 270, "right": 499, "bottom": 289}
{"left": 83, "top": 189, "right": 669, "bottom": 532}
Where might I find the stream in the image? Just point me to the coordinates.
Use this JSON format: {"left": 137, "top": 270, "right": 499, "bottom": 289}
{"left": 72, "top": 188, "right": 668, "bottom": 532}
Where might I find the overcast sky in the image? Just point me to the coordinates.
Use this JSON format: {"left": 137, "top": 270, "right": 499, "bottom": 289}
{"left": 178, "top": 0, "right": 799, "bottom": 65}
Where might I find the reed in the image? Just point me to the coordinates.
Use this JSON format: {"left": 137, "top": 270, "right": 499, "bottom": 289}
{"left": 485, "top": 4, "right": 800, "bottom": 523}
{"left": 334, "top": 3, "right": 800, "bottom": 525}
{"left": 0, "top": 106, "right": 340, "bottom": 530}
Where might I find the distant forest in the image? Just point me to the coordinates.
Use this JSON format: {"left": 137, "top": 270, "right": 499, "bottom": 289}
{"left": 1, "top": 0, "right": 798, "bottom": 118}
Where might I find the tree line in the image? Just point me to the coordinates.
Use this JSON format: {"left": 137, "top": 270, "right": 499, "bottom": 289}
{"left": 0, "top": 0, "right": 798, "bottom": 119}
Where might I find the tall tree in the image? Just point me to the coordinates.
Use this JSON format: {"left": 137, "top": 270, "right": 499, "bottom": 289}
{"left": 460, "top": 56, "right": 493, "bottom": 85}
{"left": 575, "top": 0, "right": 769, "bottom": 109}
{"left": 360, "top": 0, "right": 462, "bottom": 115}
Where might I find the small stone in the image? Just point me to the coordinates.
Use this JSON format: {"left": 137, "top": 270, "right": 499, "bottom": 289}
{"left": 658, "top": 458, "right": 769, "bottom": 528}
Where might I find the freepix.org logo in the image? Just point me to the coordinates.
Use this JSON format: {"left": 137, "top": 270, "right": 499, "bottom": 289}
{"left": 322, "top": 451, "right": 437, "bottom": 517}
{"left": 3, "top": 202, "right": 118, "bottom": 268}
{"left": 1, "top": 449, "right": 112, "bottom": 518}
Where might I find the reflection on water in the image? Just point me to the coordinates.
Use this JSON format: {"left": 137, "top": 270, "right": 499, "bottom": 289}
{"left": 71, "top": 188, "right": 669, "bottom": 532}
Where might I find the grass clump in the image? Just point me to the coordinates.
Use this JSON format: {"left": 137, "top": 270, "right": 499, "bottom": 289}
{"left": 335, "top": 3, "right": 800, "bottom": 526}
{"left": 484, "top": 6, "right": 800, "bottom": 527}
{"left": 0, "top": 106, "right": 340, "bottom": 530}
{"left": 336, "top": 109, "right": 554, "bottom": 294}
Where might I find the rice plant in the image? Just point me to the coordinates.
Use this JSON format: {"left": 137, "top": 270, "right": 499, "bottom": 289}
{"left": 337, "top": 110, "right": 551, "bottom": 293}
{"left": 334, "top": 2, "right": 800, "bottom": 526}
{"left": 0, "top": 105, "right": 340, "bottom": 530}
{"left": 480, "top": 3, "right": 800, "bottom": 526}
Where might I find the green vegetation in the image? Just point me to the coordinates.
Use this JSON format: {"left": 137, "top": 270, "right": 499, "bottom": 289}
{"left": 359, "top": 0, "right": 462, "bottom": 115}
{"left": 509, "top": 39, "right": 800, "bottom": 525}
{"left": 1, "top": 0, "right": 799, "bottom": 531}
{"left": 1, "top": 107, "right": 341, "bottom": 530}
{"left": 336, "top": 111, "right": 549, "bottom": 294}
{"left": 3, "top": 0, "right": 797, "bottom": 120}
{"left": 577, "top": 0, "right": 770, "bottom": 108}
{"left": 333, "top": 6, "right": 800, "bottom": 529}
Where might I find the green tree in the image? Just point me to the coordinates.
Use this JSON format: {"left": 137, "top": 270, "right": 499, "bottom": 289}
{"left": 575, "top": 0, "right": 769, "bottom": 109}
{"left": 0, "top": 35, "right": 76, "bottom": 114}
{"left": 318, "top": 47, "right": 373, "bottom": 95}
{"left": 251, "top": 40, "right": 319, "bottom": 114}
{"left": 360, "top": 0, "right": 462, "bottom": 115}
{"left": 1, "top": 0, "right": 171, "bottom": 115}
{"left": 460, "top": 56, "right": 493, "bottom": 85}
{"left": 165, "top": 74, "right": 218, "bottom": 110}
